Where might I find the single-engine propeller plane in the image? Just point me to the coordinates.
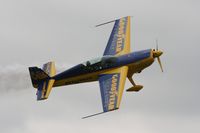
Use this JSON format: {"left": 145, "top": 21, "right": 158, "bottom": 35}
{"left": 29, "top": 16, "right": 163, "bottom": 118}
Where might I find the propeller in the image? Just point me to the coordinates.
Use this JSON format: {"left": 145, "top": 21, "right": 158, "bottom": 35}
{"left": 157, "top": 57, "right": 163, "bottom": 72}
{"left": 155, "top": 39, "right": 163, "bottom": 72}
{"left": 156, "top": 39, "right": 158, "bottom": 51}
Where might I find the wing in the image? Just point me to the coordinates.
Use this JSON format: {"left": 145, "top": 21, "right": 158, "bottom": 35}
{"left": 103, "top": 16, "right": 131, "bottom": 56}
{"left": 99, "top": 66, "right": 128, "bottom": 112}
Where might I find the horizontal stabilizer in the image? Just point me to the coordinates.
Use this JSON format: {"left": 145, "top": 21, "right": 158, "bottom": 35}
{"left": 29, "top": 62, "right": 56, "bottom": 100}
{"left": 29, "top": 67, "right": 50, "bottom": 88}
{"left": 36, "top": 79, "right": 55, "bottom": 100}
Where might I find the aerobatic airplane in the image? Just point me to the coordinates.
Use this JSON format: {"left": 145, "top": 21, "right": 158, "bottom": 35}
{"left": 29, "top": 16, "right": 163, "bottom": 118}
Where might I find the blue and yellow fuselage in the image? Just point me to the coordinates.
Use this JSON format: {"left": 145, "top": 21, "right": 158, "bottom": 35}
{"left": 28, "top": 16, "right": 163, "bottom": 115}
{"left": 53, "top": 49, "right": 154, "bottom": 87}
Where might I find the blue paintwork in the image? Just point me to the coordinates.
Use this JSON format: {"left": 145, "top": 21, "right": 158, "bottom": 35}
{"left": 117, "top": 49, "right": 151, "bottom": 66}
{"left": 37, "top": 82, "right": 45, "bottom": 100}
{"left": 103, "top": 17, "right": 128, "bottom": 55}
{"left": 29, "top": 67, "right": 50, "bottom": 87}
{"left": 99, "top": 73, "right": 120, "bottom": 112}
{"left": 53, "top": 49, "right": 151, "bottom": 80}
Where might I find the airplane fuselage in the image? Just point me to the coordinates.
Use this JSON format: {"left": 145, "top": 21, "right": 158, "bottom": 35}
{"left": 53, "top": 49, "right": 155, "bottom": 87}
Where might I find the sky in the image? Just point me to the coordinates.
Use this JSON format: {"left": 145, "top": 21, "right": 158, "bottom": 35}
{"left": 0, "top": 0, "right": 200, "bottom": 133}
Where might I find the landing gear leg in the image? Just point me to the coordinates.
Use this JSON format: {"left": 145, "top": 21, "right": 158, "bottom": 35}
{"left": 126, "top": 76, "right": 143, "bottom": 92}
{"left": 128, "top": 77, "right": 136, "bottom": 86}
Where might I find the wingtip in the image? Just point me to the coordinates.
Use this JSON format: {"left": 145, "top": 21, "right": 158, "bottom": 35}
{"left": 82, "top": 108, "right": 119, "bottom": 119}
{"left": 82, "top": 112, "right": 105, "bottom": 119}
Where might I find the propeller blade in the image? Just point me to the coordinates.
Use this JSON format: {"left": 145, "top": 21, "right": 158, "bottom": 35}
{"left": 157, "top": 57, "right": 163, "bottom": 72}
{"left": 156, "top": 39, "right": 158, "bottom": 51}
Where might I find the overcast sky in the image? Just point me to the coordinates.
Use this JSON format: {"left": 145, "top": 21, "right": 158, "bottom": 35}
{"left": 0, "top": 0, "right": 199, "bottom": 133}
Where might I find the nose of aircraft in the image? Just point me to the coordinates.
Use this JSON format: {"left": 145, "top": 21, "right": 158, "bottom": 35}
{"left": 153, "top": 50, "right": 163, "bottom": 58}
{"left": 152, "top": 49, "right": 164, "bottom": 72}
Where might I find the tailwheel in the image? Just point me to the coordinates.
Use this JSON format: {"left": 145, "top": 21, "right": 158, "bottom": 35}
{"left": 126, "top": 76, "right": 143, "bottom": 92}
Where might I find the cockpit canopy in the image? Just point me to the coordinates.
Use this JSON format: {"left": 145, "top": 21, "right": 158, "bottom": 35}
{"left": 82, "top": 56, "right": 118, "bottom": 67}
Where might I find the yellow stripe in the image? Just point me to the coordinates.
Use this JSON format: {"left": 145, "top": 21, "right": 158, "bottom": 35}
{"left": 53, "top": 67, "right": 119, "bottom": 87}
{"left": 116, "top": 66, "right": 128, "bottom": 108}
{"left": 44, "top": 79, "right": 55, "bottom": 99}
{"left": 50, "top": 62, "right": 56, "bottom": 77}
{"left": 116, "top": 16, "right": 131, "bottom": 56}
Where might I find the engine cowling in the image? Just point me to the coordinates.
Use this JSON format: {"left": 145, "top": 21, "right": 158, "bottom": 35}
{"left": 126, "top": 85, "right": 143, "bottom": 92}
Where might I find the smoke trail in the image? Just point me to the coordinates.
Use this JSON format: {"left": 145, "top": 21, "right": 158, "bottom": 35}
{"left": 0, "top": 64, "right": 30, "bottom": 92}
{"left": 0, "top": 63, "right": 72, "bottom": 93}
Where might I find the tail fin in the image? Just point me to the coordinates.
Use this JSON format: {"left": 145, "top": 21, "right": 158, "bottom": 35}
{"left": 29, "top": 62, "right": 56, "bottom": 100}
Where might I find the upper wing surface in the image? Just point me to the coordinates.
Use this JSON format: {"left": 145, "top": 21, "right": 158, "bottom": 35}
{"left": 103, "top": 16, "right": 131, "bottom": 56}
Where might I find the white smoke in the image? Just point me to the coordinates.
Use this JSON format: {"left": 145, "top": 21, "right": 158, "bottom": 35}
{"left": 0, "top": 64, "right": 30, "bottom": 92}
{"left": 0, "top": 63, "right": 72, "bottom": 93}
